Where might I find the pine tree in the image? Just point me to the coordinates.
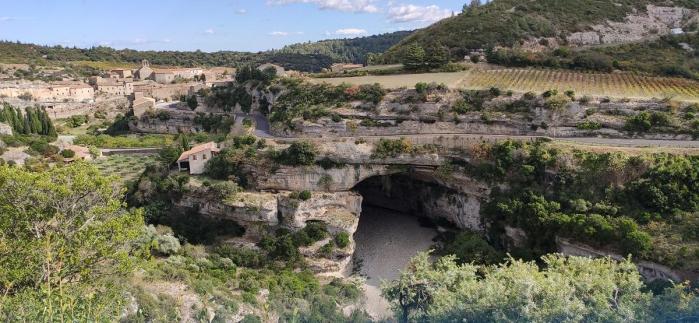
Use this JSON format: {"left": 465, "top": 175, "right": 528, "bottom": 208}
{"left": 401, "top": 43, "right": 427, "bottom": 71}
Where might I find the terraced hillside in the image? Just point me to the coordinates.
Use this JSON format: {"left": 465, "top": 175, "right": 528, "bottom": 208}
{"left": 92, "top": 154, "right": 158, "bottom": 183}
{"left": 312, "top": 68, "right": 699, "bottom": 102}
{"left": 463, "top": 69, "right": 699, "bottom": 101}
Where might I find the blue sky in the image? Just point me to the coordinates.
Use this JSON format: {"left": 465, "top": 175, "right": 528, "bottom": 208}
{"left": 0, "top": 0, "right": 465, "bottom": 52}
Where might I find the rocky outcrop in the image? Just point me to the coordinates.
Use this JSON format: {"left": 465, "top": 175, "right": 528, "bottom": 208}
{"left": 567, "top": 5, "right": 697, "bottom": 46}
{"left": 178, "top": 191, "right": 279, "bottom": 228}
{"left": 278, "top": 191, "right": 362, "bottom": 233}
{"left": 177, "top": 189, "right": 362, "bottom": 275}
{"left": 0, "top": 122, "right": 12, "bottom": 136}
{"left": 256, "top": 164, "right": 399, "bottom": 192}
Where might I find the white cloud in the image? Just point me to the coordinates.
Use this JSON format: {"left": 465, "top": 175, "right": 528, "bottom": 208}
{"left": 235, "top": 9, "right": 247, "bottom": 15}
{"left": 0, "top": 16, "right": 24, "bottom": 22}
{"left": 268, "top": 31, "right": 304, "bottom": 36}
{"left": 268, "top": 0, "right": 379, "bottom": 13}
{"left": 204, "top": 28, "right": 215, "bottom": 34}
{"left": 387, "top": 4, "right": 451, "bottom": 23}
{"left": 329, "top": 28, "right": 368, "bottom": 36}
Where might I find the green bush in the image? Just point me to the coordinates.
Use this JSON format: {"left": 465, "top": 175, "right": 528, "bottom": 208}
{"left": 372, "top": 138, "right": 413, "bottom": 158}
{"left": 318, "top": 242, "right": 334, "bottom": 258}
{"left": 276, "top": 141, "right": 317, "bottom": 166}
{"left": 334, "top": 232, "right": 350, "bottom": 249}
{"left": 60, "top": 148, "right": 76, "bottom": 158}
{"left": 299, "top": 190, "right": 312, "bottom": 201}
{"left": 625, "top": 112, "right": 671, "bottom": 132}
{"left": 576, "top": 121, "right": 602, "bottom": 130}
{"left": 437, "top": 231, "right": 504, "bottom": 265}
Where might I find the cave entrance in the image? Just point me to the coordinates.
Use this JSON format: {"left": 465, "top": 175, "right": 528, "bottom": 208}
{"left": 351, "top": 173, "right": 457, "bottom": 319}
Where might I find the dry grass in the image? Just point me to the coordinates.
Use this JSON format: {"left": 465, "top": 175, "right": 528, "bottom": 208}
{"left": 69, "top": 60, "right": 138, "bottom": 70}
{"left": 310, "top": 71, "right": 468, "bottom": 89}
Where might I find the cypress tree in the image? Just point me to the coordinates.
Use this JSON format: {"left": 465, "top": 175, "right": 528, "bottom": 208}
{"left": 31, "top": 106, "right": 42, "bottom": 134}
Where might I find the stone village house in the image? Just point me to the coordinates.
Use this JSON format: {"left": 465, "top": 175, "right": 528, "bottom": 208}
{"left": 177, "top": 142, "right": 220, "bottom": 175}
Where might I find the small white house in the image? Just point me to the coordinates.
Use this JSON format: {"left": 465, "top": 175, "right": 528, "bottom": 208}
{"left": 671, "top": 28, "right": 684, "bottom": 35}
{"left": 177, "top": 142, "right": 220, "bottom": 175}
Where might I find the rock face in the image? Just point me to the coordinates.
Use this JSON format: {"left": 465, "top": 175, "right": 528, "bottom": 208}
{"left": 278, "top": 191, "right": 362, "bottom": 233}
{"left": 177, "top": 191, "right": 279, "bottom": 228}
{"left": 567, "top": 5, "right": 697, "bottom": 46}
{"left": 0, "top": 122, "right": 12, "bottom": 136}
{"left": 256, "top": 164, "right": 398, "bottom": 192}
{"left": 177, "top": 188, "right": 363, "bottom": 275}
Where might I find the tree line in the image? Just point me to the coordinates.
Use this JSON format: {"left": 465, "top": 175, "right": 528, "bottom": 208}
{"left": 0, "top": 103, "right": 56, "bottom": 137}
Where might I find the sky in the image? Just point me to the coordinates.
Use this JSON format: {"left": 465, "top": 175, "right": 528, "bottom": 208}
{"left": 0, "top": 0, "right": 465, "bottom": 52}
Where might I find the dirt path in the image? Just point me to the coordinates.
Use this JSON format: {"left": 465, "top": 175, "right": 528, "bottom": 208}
{"left": 351, "top": 205, "right": 438, "bottom": 320}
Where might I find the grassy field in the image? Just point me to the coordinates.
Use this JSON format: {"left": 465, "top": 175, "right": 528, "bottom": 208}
{"left": 311, "top": 71, "right": 468, "bottom": 89}
{"left": 69, "top": 60, "right": 138, "bottom": 70}
{"left": 312, "top": 68, "right": 699, "bottom": 102}
{"left": 92, "top": 154, "right": 158, "bottom": 183}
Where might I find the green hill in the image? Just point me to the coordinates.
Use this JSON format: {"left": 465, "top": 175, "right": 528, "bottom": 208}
{"left": 382, "top": 0, "right": 698, "bottom": 58}
{"left": 278, "top": 30, "right": 411, "bottom": 64}
{"left": 380, "top": 0, "right": 698, "bottom": 79}
{"left": 0, "top": 31, "right": 410, "bottom": 73}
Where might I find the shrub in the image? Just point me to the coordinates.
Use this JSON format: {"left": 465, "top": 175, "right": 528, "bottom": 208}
{"left": 437, "top": 231, "right": 503, "bottom": 265}
{"left": 625, "top": 112, "right": 671, "bottom": 132}
{"left": 452, "top": 99, "right": 470, "bottom": 114}
{"left": 577, "top": 121, "right": 602, "bottom": 130}
{"left": 60, "top": 149, "right": 76, "bottom": 158}
{"left": 334, "top": 232, "right": 350, "bottom": 249}
{"left": 277, "top": 141, "right": 317, "bottom": 166}
{"left": 318, "top": 242, "right": 334, "bottom": 258}
{"left": 299, "top": 190, "right": 312, "bottom": 201}
{"left": 154, "top": 234, "right": 181, "bottom": 256}
{"left": 415, "top": 82, "right": 428, "bottom": 94}
{"left": 372, "top": 138, "right": 413, "bottom": 158}
{"left": 66, "top": 115, "right": 88, "bottom": 128}
{"left": 545, "top": 95, "right": 570, "bottom": 111}
{"left": 542, "top": 89, "right": 558, "bottom": 98}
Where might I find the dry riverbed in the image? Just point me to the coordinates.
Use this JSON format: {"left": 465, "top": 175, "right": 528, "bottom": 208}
{"left": 351, "top": 205, "right": 439, "bottom": 320}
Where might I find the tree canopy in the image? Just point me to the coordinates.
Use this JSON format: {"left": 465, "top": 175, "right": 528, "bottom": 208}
{"left": 383, "top": 252, "right": 699, "bottom": 322}
{"left": 0, "top": 163, "right": 144, "bottom": 320}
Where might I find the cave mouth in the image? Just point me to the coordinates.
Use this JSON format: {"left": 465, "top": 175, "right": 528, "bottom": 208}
{"left": 351, "top": 173, "right": 457, "bottom": 319}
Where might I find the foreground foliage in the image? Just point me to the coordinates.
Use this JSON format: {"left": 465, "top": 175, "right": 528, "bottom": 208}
{"left": 0, "top": 163, "right": 144, "bottom": 320}
{"left": 383, "top": 253, "right": 699, "bottom": 322}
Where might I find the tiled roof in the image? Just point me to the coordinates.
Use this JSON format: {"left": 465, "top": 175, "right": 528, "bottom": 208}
{"left": 177, "top": 142, "right": 220, "bottom": 162}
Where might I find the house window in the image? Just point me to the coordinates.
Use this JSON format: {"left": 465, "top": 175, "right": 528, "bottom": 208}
{"left": 192, "top": 155, "right": 197, "bottom": 160}
{"left": 203, "top": 154, "right": 207, "bottom": 160}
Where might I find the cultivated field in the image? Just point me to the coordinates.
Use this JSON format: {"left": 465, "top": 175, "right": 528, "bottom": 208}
{"left": 463, "top": 69, "right": 699, "bottom": 102}
{"left": 92, "top": 154, "right": 158, "bottom": 183}
{"left": 312, "top": 68, "right": 699, "bottom": 102}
